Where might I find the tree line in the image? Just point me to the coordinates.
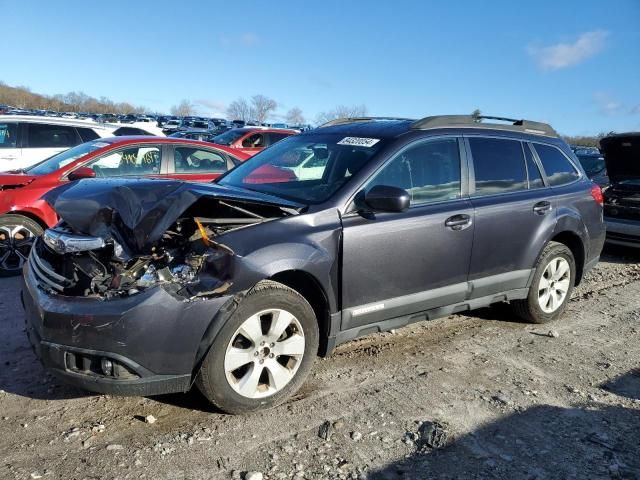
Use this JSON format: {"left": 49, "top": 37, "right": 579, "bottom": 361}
{"left": 0, "top": 81, "right": 148, "bottom": 114}
{"left": 0, "top": 81, "right": 367, "bottom": 126}
{"left": 3, "top": 81, "right": 610, "bottom": 141}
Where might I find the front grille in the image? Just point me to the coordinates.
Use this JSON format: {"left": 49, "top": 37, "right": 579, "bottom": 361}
{"left": 29, "top": 240, "right": 75, "bottom": 292}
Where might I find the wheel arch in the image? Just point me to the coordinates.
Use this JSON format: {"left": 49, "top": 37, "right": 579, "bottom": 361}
{"left": 269, "top": 269, "right": 332, "bottom": 356}
{"left": 3, "top": 210, "right": 48, "bottom": 230}
{"left": 549, "top": 230, "right": 586, "bottom": 285}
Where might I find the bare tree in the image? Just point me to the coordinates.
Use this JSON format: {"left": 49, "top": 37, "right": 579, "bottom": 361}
{"left": 250, "top": 95, "right": 277, "bottom": 124}
{"left": 315, "top": 104, "right": 368, "bottom": 125}
{"left": 285, "top": 107, "right": 305, "bottom": 125}
{"left": 170, "top": 99, "right": 195, "bottom": 116}
{"left": 226, "top": 98, "right": 252, "bottom": 122}
{"left": 0, "top": 81, "right": 150, "bottom": 114}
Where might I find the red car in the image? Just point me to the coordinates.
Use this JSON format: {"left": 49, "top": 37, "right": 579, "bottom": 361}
{"left": 211, "top": 127, "right": 298, "bottom": 156}
{"left": 0, "top": 136, "right": 249, "bottom": 276}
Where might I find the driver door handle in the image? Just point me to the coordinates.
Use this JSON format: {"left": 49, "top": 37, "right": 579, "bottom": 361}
{"left": 445, "top": 214, "right": 472, "bottom": 231}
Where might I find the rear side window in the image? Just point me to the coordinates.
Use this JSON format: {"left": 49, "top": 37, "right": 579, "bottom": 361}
{"left": 524, "top": 143, "right": 545, "bottom": 189}
{"left": 533, "top": 143, "right": 580, "bottom": 186}
{"left": 77, "top": 127, "right": 100, "bottom": 142}
{"left": 0, "top": 123, "right": 18, "bottom": 148}
{"left": 469, "top": 137, "right": 527, "bottom": 196}
{"left": 174, "top": 147, "right": 227, "bottom": 173}
{"left": 26, "top": 124, "right": 79, "bottom": 148}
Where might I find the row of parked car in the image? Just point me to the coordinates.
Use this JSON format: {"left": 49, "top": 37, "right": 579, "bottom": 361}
{"left": 3, "top": 112, "right": 638, "bottom": 415}
{"left": 0, "top": 115, "right": 299, "bottom": 171}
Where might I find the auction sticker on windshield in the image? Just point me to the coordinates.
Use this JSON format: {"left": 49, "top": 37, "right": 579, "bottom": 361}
{"left": 337, "top": 137, "right": 380, "bottom": 147}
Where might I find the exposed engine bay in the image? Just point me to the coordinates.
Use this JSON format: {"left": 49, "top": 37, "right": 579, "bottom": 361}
{"left": 33, "top": 179, "right": 302, "bottom": 299}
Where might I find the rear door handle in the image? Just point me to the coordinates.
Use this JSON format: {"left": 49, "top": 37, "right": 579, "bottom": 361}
{"left": 445, "top": 214, "right": 472, "bottom": 231}
{"left": 533, "top": 201, "right": 552, "bottom": 215}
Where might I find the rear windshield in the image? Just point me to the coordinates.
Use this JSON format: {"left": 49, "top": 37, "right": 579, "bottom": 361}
{"left": 217, "top": 133, "right": 388, "bottom": 204}
{"left": 26, "top": 140, "right": 111, "bottom": 175}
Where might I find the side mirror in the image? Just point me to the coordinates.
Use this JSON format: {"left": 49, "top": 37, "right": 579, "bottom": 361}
{"left": 364, "top": 185, "right": 410, "bottom": 212}
{"left": 68, "top": 167, "right": 96, "bottom": 181}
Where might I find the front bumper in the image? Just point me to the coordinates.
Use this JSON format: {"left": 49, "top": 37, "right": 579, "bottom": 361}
{"left": 22, "top": 262, "right": 231, "bottom": 396}
{"left": 605, "top": 216, "right": 640, "bottom": 248}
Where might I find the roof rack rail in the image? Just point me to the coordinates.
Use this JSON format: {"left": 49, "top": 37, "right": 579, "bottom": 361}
{"left": 318, "top": 117, "right": 412, "bottom": 128}
{"left": 410, "top": 115, "right": 557, "bottom": 137}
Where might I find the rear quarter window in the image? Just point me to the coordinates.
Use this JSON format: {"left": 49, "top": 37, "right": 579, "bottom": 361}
{"left": 533, "top": 143, "right": 580, "bottom": 186}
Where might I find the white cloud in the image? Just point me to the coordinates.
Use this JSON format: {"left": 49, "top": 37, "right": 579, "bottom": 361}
{"left": 194, "top": 99, "right": 227, "bottom": 117}
{"left": 220, "top": 32, "right": 260, "bottom": 47}
{"left": 528, "top": 30, "right": 608, "bottom": 71}
{"left": 239, "top": 32, "right": 259, "bottom": 46}
{"left": 594, "top": 92, "right": 622, "bottom": 116}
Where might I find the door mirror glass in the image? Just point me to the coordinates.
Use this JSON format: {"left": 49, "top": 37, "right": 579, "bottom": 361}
{"left": 68, "top": 166, "right": 96, "bottom": 181}
{"left": 364, "top": 185, "right": 410, "bottom": 212}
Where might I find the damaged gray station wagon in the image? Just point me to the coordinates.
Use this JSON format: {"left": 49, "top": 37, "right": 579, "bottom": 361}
{"left": 22, "top": 115, "right": 606, "bottom": 414}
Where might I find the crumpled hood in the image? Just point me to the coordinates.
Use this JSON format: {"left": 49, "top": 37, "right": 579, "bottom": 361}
{"left": 43, "top": 178, "right": 302, "bottom": 253}
{"left": 600, "top": 133, "right": 640, "bottom": 185}
{"left": 0, "top": 173, "right": 37, "bottom": 188}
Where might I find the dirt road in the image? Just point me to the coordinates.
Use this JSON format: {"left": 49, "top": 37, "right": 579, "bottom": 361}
{"left": 1, "top": 246, "right": 639, "bottom": 480}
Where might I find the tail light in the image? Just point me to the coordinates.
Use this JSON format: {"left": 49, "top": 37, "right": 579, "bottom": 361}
{"left": 591, "top": 184, "right": 604, "bottom": 206}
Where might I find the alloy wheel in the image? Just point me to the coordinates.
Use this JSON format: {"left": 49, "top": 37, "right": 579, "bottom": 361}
{"left": 0, "top": 224, "right": 37, "bottom": 271}
{"left": 537, "top": 257, "right": 571, "bottom": 313}
{"left": 224, "top": 308, "right": 305, "bottom": 399}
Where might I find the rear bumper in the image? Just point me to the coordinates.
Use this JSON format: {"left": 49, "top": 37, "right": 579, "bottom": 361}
{"left": 605, "top": 217, "right": 640, "bottom": 247}
{"left": 22, "top": 262, "right": 231, "bottom": 396}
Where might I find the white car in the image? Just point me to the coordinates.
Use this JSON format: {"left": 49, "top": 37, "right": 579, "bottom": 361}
{"left": 0, "top": 116, "right": 117, "bottom": 171}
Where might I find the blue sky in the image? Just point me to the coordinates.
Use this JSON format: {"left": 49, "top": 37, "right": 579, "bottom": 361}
{"left": 3, "top": 0, "right": 639, "bottom": 135}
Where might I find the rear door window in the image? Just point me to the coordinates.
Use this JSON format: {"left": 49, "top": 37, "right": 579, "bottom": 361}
{"left": 469, "top": 137, "right": 527, "bottom": 196}
{"left": 26, "top": 123, "right": 79, "bottom": 148}
{"left": 533, "top": 143, "right": 581, "bottom": 186}
{"left": 174, "top": 147, "right": 228, "bottom": 173}
{"left": 0, "top": 123, "right": 18, "bottom": 148}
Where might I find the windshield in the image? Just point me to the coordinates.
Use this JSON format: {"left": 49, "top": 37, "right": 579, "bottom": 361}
{"left": 213, "top": 129, "right": 246, "bottom": 146}
{"left": 577, "top": 155, "right": 606, "bottom": 177}
{"left": 217, "top": 133, "right": 387, "bottom": 204}
{"left": 26, "top": 140, "right": 110, "bottom": 175}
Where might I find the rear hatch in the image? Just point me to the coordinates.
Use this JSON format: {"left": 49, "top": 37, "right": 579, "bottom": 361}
{"left": 601, "top": 133, "right": 640, "bottom": 221}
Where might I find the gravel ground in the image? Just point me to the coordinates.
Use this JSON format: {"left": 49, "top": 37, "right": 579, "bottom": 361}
{"left": 1, "top": 245, "right": 639, "bottom": 480}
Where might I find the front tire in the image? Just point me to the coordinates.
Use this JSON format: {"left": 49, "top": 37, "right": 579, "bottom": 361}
{"left": 196, "top": 280, "right": 319, "bottom": 414}
{"left": 512, "top": 241, "right": 576, "bottom": 324}
{"left": 0, "top": 214, "right": 43, "bottom": 277}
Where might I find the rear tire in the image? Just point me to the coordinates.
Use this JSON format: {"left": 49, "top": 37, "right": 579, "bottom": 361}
{"left": 196, "top": 280, "right": 319, "bottom": 414}
{"left": 512, "top": 241, "right": 575, "bottom": 324}
{"left": 0, "top": 214, "right": 43, "bottom": 277}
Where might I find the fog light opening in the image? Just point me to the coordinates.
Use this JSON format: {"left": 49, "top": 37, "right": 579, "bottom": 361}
{"left": 101, "top": 358, "right": 114, "bottom": 376}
